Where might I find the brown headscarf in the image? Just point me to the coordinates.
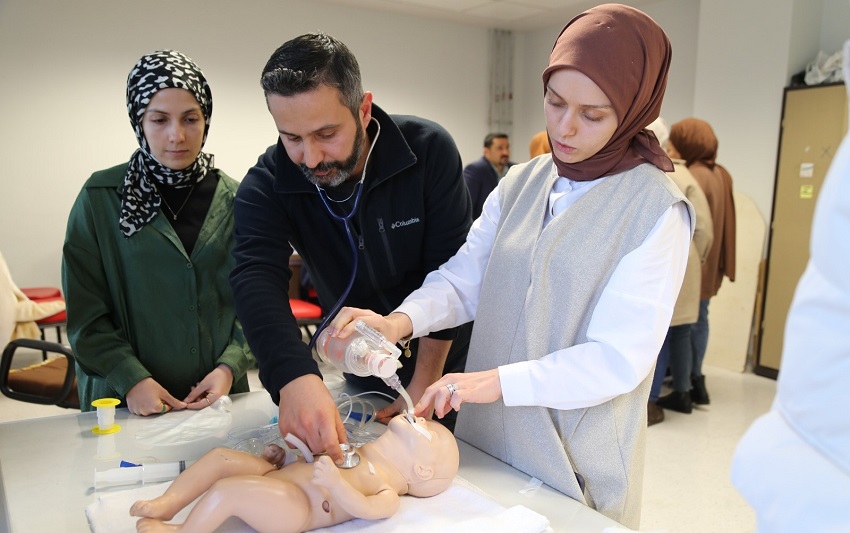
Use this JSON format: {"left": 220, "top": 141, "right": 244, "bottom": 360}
{"left": 668, "top": 117, "right": 719, "bottom": 168}
{"left": 669, "top": 117, "right": 736, "bottom": 296}
{"left": 542, "top": 4, "right": 673, "bottom": 181}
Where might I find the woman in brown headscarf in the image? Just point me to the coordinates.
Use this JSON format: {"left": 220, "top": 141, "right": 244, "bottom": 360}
{"left": 330, "top": 4, "right": 693, "bottom": 526}
{"left": 668, "top": 118, "right": 736, "bottom": 405}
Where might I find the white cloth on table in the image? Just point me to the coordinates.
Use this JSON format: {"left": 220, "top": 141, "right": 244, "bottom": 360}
{"left": 86, "top": 475, "right": 551, "bottom": 533}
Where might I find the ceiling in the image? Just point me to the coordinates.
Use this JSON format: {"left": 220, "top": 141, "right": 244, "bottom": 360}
{"left": 312, "top": 0, "right": 658, "bottom": 31}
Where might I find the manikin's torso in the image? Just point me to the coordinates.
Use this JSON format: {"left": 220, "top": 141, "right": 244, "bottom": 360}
{"left": 264, "top": 447, "right": 398, "bottom": 529}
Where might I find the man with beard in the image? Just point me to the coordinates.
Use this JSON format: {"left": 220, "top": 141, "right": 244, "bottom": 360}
{"left": 463, "top": 133, "right": 514, "bottom": 220}
{"left": 231, "top": 33, "right": 472, "bottom": 464}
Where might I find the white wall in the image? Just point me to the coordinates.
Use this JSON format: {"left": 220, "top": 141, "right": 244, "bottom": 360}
{"left": 0, "top": 0, "right": 488, "bottom": 289}
{"left": 2, "top": 0, "right": 849, "bottom": 291}
{"left": 512, "top": 0, "right": 701, "bottom": 162}
{"left": 693, "top": 0, "right": 794, "bottom": 224}
{"left": 821, "top": 0, "right": 850, "bottom": 54}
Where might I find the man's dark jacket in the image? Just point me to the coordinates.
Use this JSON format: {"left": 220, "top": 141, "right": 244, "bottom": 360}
{"left": 463, "top": 156, "right": 513, "bottom": 219}
{"left": 231, "top": 104, "right": 472, "bottom": 404}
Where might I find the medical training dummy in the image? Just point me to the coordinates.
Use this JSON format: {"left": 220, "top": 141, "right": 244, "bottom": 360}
{"left": 130, "top": 415, "right": 458, "bottom": 532}
{"left": 730, "top": 39, "right": 850, "bottom": 532}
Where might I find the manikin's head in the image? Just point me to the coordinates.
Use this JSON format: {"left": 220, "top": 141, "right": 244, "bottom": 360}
{"left": 382, "top": 415, "right": 459, "bottom": 497}
{"left": 260, "top": 33, "right": 372, "bottom": 188}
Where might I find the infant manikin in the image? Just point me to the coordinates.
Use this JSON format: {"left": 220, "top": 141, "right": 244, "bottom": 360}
{"left": 131, "top": 415, "right": 459, "bottom": 533}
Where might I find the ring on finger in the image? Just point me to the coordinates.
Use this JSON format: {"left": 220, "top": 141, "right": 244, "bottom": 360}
{"left": 205, "top": 396, "right": 212, "bottom": 406}
{"left": 446, "top": 383, "right": 459, "bottom": 396}
{"left": 160, "top": 403, "right": 167, "bottom": 414}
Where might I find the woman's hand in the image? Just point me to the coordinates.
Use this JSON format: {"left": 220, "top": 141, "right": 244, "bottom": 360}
{"left": 183, "top": 364, "right": 233, "bottom": 410}
{"left": 414, "top": 370, "right": 503, "bottom": 419}
{"left": 329, "top": 307, "right": 411, "bottom": 344}
{"left": 126, "top": 377, "right": 187, "bottom": 416}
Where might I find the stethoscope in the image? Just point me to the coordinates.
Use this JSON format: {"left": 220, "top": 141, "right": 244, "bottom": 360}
{"left": 308, "top": 117, "right": 381, "bottom": 348}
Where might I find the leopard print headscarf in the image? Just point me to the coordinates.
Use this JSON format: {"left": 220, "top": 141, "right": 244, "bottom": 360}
{"left": 119, "top": 50, "right": 214, "bottom": 237}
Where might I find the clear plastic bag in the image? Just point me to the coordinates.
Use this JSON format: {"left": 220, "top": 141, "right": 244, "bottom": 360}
{"left": 805, "top": 49, "right": 845, "bottom": 85}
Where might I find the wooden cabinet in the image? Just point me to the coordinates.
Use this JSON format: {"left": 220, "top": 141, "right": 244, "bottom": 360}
{"left": 757, "top": 83, "right": 847, "bottom": 377}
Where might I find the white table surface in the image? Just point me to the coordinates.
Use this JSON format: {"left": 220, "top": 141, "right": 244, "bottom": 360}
{"left": 0, "top": 390, "right": 621, "bottom": 533}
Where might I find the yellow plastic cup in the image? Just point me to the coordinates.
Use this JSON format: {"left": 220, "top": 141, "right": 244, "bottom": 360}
{"left": 91, "top": 398, "right": 121, "bottom": 435}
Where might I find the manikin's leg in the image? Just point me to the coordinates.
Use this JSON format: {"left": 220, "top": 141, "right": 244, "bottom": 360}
{"left": 131, "top": 448, "right": 276, "bottom": 521}
{"left": 136, "top": 475, "right": 312, "bottom": 533}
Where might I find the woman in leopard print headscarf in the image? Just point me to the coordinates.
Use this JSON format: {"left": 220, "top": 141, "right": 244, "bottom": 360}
{"left": 120, "top": 49, "right": 215, "bottom": 237}
{"left": 62, "top": 50, "right": 253, "bottom": 417}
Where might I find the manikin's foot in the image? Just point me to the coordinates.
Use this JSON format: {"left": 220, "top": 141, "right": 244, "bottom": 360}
{"left": 130, "top": 495, "right": 182, "bottom": 521}
{"left": 135, "top": 517, "right": 180, "bottom": 532}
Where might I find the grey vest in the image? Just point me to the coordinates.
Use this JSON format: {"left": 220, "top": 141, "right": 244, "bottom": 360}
{"left": 455, "top": 157, "right": 691, "bottom": 528}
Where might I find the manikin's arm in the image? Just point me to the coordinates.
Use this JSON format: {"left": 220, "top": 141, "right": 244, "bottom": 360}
{"left": 311, "top": 456, "right": 401, "bottom": 520}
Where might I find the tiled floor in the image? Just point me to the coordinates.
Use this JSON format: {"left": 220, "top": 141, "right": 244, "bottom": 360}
{"left": 642, "top": 364, "right": 775, "bottom": 533}
{"left": 0, "top": 350, "right": 776, "bottom": 533}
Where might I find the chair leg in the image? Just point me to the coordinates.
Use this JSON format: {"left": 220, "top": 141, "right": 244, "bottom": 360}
{"left": 39, "top": 328, "right": 48, "bottom": 361}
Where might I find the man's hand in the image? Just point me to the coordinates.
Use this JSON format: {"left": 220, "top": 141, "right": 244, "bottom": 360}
{"left": 126, "top": 377, "right": 186, "bottom": 416}
{"left": 278, "top": 374, "right": 347, "bottom": 464}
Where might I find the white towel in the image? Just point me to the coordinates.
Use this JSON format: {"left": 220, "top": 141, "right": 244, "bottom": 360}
{"left": 86, "top": 475, "right": 550, "bottom": 533}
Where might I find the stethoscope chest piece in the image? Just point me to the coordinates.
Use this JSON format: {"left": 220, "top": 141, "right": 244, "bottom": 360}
{"left": 338, "top": 443, "right": 361, "bottom": 469}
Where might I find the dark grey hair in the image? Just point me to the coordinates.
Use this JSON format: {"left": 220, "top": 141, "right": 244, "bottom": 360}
{"left": 261, "top": 32, "right": 364, "bottom": 116}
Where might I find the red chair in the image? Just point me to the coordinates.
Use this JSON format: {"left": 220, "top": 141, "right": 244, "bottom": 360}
{"left": 20, "top": 287, "right": 67, "bottom": 360}
{"left": 289, "top": 298, "right": 323, "bottom": 341}
{"left": 20, "top": 287, "right": 61, "bottom": 300}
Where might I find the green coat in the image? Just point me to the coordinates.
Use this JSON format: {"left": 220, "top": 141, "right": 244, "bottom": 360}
{"left": 62, "top": 163, "right": 253, "bottom": 411}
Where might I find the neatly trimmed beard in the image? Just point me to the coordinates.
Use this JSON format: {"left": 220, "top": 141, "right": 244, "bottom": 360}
{"left": 300, "top": 122, "right": 366, "bottom": 188}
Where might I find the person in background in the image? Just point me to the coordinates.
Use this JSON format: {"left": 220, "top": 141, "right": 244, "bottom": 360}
{"left": 230, "top": 33, "right": 472, "bottom": 465}
{"left": 668, "top": 117, "right": 736, "bottom": 405}
{"left": 646, "top": 117, "right": 714, "bottom": 424}
{"left": 528, "top": 130, "right": 551, "bottom": 159}
{"left": 63, "top": 50, "right": 253, "bottom": 416}
{"left": 329, "top": 5, "right": 692, "bottom": 526}
{"left": 0, "top": 250, "right": 66, "bottom": 345}
{"left": 463, "top": 132, "right": 514, "bottom": 219}
{"left": 731, "top": 40, "right": 850, "bottom": 530}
